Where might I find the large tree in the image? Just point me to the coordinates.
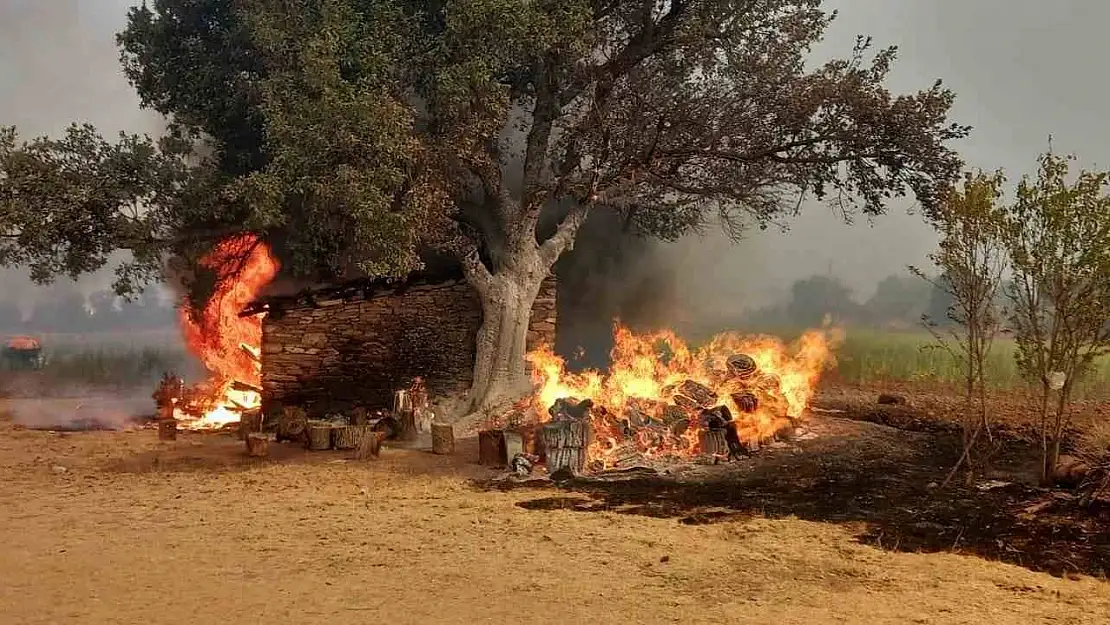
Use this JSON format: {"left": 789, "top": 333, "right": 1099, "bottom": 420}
{"left": 1, "top": 0, "right": 968, "bottom": 415}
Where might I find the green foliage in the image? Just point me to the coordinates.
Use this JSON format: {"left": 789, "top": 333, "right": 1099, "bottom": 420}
{"left": 1002, "top": 152, "right": 1110, "bottom": 392}
{"left": 229, "top": 0, "right": 448, "bottom": 278}
{"left": 0, "top": 124, "right": 195, "bottom": 295}
{"left": 3, "top": 0, "right": 969, "bottom": 316}
{"left": 784, "top": 275, "right": 858, "bottom": 326}
{"left": 865, "top": 274, "right": 932, "bottom": 324}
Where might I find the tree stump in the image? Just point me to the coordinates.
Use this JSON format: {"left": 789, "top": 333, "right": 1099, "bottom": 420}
{"left": 246, "top": 433, "right": 269, "bottom": 457}
{"left": 542, "top": 419, "right": 591, "bottom": 475}
{"left": 355, "top": 429, "right": 384, "bottom": 460}
{"left": 306, "top": 422, "right": 334, "bottom": 451}
{"left": 478, "top": 430, "right": 507, "bottom": 466}
{"left": 277, "top": 407, "right": 308, "bottom": 444}
{"left": 157, "top": 418, "right": 178, "bottom": 441}
{"left": 333, "top": 425, "right": 366, "bottom": 450}
{"left": 238, "top": 409, "right": 263, "bottom": 440}
{"left": 349, "top": 407, "right": 369, "bottom": 427}
{"left": 431, "top": 422, "right": 454, "bottom": 455}
{"left": 397, "top": 408, "right": 418, "bottom": 442}
{"left": 504, "top": 430, "right": 524, "bottom": 463}
{"left": 516, "top": 424, "right": 545, "bottom": 462}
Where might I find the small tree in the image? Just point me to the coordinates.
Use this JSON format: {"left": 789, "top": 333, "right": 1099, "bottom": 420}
{"left": 1001, "top": 152, "right": 1110, "bottom": 484}
{"left": 913, "top": 170, "right": 1008, "bottom": 482}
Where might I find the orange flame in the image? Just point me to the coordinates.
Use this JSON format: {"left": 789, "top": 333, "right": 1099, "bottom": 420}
{"left": 174, "top": 234, "right": 279, "bottom": 429}
{"left": 525, "top": 323, "right": 839, "bottom": 468}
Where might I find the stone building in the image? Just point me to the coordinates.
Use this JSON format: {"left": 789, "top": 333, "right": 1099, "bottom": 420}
{"left": 242, "top": 272, "right": 557, "bottom": 415}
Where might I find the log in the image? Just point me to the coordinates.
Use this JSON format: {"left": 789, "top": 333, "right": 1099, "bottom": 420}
{"left": 726, "top": 354, "right": 758, "bottom": 379}
{"left": 306, "top": 422, "right": 334, "bottom": 451}
{"left": 478, "top": 430, "right": 507, "bottom": 466}
{"left": 504, "top": 430, "right": 524, "bottom": 463}
{"left": 238, "top": 409, "right": 263, "bottom": 440}
{"left": 349, "top": 406, "right": 370, "bottom": 427}
{"left": 542, "top": 419, "right": 591, "bottom": 475}
{"left": 731, "top": 392, "right": 759, "bottom": 414}
{"left": 355, "top": 429, "right": 384, "bottom": 460}
{"left": 431, "top": 422, "right": 455, "bottom": 455}
{"left": 246, "top": 433, "right": 269, "bottom": 457}
{"left": 396, "top": 408, "right": 418, "bottom": 442}
{"left": 277, "top": 406, "right": 308, "bottom": 444}
{"left": 157, "top": 418, "right": 178, "bottom": 441}
{"left": 699, "top": 429, "right": 729, "bottom": 457}
{"left": 515, "top": 423, "right": 545, "bottom": 461}
{"left": 677, "top": 380, "right": 718, "bottom": 408}
{"left": 333, "top": 425, "right": 367, "bottom": 450}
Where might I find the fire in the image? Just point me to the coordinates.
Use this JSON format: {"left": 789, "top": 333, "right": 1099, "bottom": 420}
{"left": 525, "top": 323, "right": 839, "bottom": 468}
{"left": 174, "top": 234, "right": 279, "bottom": 429}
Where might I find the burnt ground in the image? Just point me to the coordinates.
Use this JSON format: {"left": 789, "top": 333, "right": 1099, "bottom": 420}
{"left": 482, "top": 407, "right": 1110, "bottom": 580}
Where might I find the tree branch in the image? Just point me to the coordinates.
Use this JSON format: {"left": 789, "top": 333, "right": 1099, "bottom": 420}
{"left": 458, "top": 245, "right": 494, "bottom": 296}
{"left": 538, "top": 203, "right": 590, "bottom": 267}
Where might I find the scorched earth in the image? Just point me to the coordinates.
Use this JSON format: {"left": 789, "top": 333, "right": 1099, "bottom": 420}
{"left": 1, "top": 413, "right": 1109, "bottom": 625}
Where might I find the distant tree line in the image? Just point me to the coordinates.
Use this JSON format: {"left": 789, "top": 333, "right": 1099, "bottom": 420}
{"left": 743, "top": 272, "right": 1008, "bottom": 330}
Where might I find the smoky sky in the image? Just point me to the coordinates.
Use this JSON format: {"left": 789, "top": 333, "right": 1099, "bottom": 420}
{"left": 3, "top": 0, "right": 1109, "bottom": 313}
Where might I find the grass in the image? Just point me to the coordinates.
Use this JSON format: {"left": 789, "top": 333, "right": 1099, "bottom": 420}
{"left": 831, "top": 329, "right": 1110, "bottom": 395}
{"left": 0, "top": 341, "right": 190, "bottom": 390}
{"left": 7, "top": 326, "right": 1110, "bottom": 396}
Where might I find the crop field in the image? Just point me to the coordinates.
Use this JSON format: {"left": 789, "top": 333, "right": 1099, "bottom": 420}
{"left": 9, "top": 327, "right": 1110, "bottom": 395}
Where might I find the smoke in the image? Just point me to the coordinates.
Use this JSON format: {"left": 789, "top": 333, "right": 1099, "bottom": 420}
{"left": 1, "top": 0, "right": 168, "bottom": 312}
{"left": 7, "top": 395, "right": 152, "bottom": 431}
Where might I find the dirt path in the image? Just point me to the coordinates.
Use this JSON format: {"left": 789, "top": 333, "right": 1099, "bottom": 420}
{"left": 1, "top": 417, "right": 1108, "bottom": 624}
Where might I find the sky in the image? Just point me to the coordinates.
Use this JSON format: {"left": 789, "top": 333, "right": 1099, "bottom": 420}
{"left": 2, "top": 0, "right": 1109, "bottom": 313}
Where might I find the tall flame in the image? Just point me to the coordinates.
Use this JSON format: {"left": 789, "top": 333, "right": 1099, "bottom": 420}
{"left": 525, "top": 323, "right": 839, "bottom": 467}
{"left": 175, "top": 234, "right": 279, "bottom": 429}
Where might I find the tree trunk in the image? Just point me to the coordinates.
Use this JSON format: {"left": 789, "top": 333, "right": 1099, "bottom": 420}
{"left": 466, "top": 270, "right": 545, "bottom": 413}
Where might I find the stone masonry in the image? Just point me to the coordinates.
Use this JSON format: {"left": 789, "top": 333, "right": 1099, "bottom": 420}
{"left": 258, "top": 276, "right": 557, "bottom": 414}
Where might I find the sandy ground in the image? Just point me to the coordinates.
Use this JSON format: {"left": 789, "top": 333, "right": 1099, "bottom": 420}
{"left": 1, "top": 416, "right": 1109, "bottom": 625}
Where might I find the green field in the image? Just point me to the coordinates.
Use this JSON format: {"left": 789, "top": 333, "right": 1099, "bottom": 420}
{"left": 7, "top": 328, "right": 1110, "bottom": 396}
{"left": 831, "top": 329, "right": 1110, "bottom": 395}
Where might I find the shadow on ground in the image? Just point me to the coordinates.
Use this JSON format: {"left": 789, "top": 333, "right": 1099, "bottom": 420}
{"left": 480, "top": 417, "right": 1110, "bottom": 579}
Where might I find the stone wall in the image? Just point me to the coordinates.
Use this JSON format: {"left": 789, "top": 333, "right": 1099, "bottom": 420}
{"left": 260, "top": 276, "right": 557, "bottom": 414}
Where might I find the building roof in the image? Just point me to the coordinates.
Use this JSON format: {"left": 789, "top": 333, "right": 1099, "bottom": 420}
{"left": 239, "top": 266, "right": 468, "bottom": 318}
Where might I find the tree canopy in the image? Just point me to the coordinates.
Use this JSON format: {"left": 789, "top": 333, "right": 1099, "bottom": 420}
{"left": 0, "top": 0, "right": 970, "bottom": 410}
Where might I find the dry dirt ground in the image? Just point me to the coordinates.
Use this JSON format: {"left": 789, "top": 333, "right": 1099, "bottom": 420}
{"left": 2, "top": 404, "right": 1110, "bottom": 624}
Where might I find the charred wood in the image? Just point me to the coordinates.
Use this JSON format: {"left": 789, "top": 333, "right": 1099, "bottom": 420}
{"left": 542, "top": 419, "right": 591, "bottom": 475}
{"left": 677, "top": 380, "right": 717, "bottom": 408}
{"left": 731, "top": 392, "right": 759, "bottom": 414}
{"left": 479, "top": 430, "right": 507, "bottom": 466}
{"left": 726, "top": 354, "right": 758, "bottom": 380}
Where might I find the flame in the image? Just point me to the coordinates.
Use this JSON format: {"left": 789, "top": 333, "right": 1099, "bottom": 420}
{"left": 525, "top": 323, "right": 840, "bottom": 468}
{"left": 174, "top": 234, "right": 279, "bottom": 429}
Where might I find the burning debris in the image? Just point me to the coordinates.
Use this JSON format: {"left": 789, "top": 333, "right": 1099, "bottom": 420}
{"left": 501, "top": 324, "right": 837, "bottom": 473}
{"left": 156, "top": 234, "right": 279, "bottom": 431}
